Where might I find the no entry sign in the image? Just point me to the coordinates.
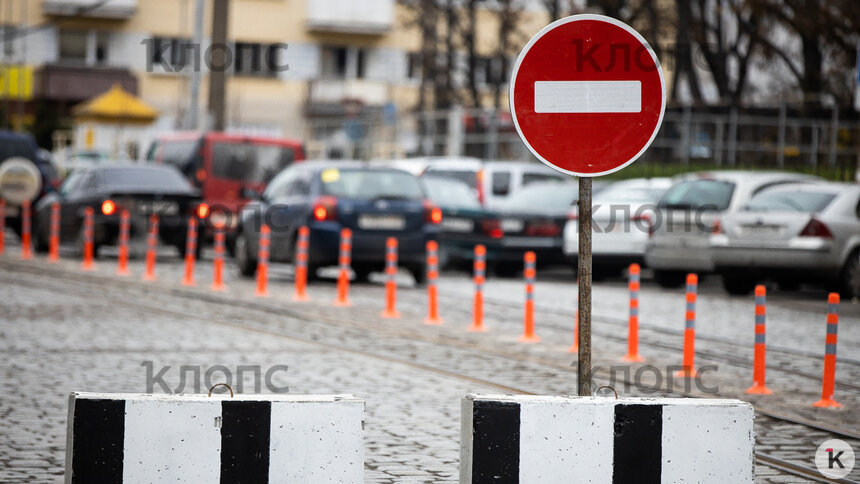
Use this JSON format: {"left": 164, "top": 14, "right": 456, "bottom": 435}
{"left": 510, "top": 14, "right": 665, "bottom": 177}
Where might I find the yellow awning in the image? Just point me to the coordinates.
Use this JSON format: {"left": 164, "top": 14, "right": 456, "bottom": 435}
{"left": 72, "top": 83, "right": 158, "bottom": 124}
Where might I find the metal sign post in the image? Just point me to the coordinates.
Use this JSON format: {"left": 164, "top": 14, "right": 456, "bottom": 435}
{"left": 577, "top": 177, "right": 592, "bottom": 396}
{"left": 509, "top": 14, "right": 665, "bottom": 396}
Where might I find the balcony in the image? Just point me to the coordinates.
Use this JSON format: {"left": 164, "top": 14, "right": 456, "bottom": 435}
{"left": 306, "top": 79, "right": 389, "bottom": 116}
{"left": 36, "top": 64, "right": 137, "bottom": 102}
{"left": 43, "top": 0, "right": 137, "bottom": 19}
{"left": 306, "top": 0, "right": 393, "bottom": 34}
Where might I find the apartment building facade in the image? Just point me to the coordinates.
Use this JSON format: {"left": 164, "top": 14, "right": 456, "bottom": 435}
{"left": 0, "top": 0, "right": 553, "bottom": 156}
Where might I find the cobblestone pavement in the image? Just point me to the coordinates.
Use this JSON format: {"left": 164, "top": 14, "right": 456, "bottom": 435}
{"left": 1, "top": 239, "right": 858, "bottom": 482}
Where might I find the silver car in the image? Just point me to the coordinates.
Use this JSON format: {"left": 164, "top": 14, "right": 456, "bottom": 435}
{"left": 564, "top": 177, "right": 672, "bottom": 278}
{"left": 645, "top": 171, "right": 821, "bottom": 288}
{"left": 711, "top": 182, "right": 860, "bottom": 297}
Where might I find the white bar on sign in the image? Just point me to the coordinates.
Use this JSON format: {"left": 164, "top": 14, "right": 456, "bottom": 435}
{"left": 534, "top": 81, "right": 641, "bottom": 113}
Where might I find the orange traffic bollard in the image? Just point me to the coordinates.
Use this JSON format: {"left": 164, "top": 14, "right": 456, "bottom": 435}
{"left": 674, "top": 274, "right": 698, "bottom": 378}
{"left": 813, "top": 293, "right": 842, "bottom": 408}
{"left": 182, "top": 217, "right": 198, "bottom": 286}
{"left": 622, "top": 263, "right": 644, "bottom": 361}
{"left": 256, "top": 225, "right": 271, "bottom": 297}
{"left": 292, "top": 226, "right": 310, "bottom": 301}
{"left": 48, "top": 201, "right": 60, "bottom": 262}
{"left": 519, "top": 251, "right": 539, "bottom": 342}
{"left": 334, "top": 228, "right": 353, "bottom": 306}
{"left": 116, "top": 209, "right": 130, "bottom": 276}
{"left": 746, "top": 285, "right": 772, "bottom": 394}
{"left": 424, "top": 240, "right": 443, "bottom": 325}
{"left": 381, "top": 237, "right": 401, "bottom": 318}
{"left": 20, "top": 200, "right": 32, "bottom": 260}
{"left": 210, "top": 228, "right": 227, "bottom": 291}
{"left": 81, "top": 207, "right": 95, "bottom": 271}
{"left": 0, "top": 199, "right": 5, "bottom": 255}
{"left": 143, "top": 215, "right": 159, "bottom": 281}
{"left": 568, "top": 310, "right": 579, "bottom": 353}
{"left": 468, "top": 244, "right": 487, "bottom": 332}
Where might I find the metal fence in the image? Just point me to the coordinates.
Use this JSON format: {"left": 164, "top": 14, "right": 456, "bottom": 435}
{"left": 303, "top": 106, "right": 860, "bottom": 178}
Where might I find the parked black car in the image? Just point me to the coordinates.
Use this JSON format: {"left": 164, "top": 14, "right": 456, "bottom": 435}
{"left": 492, "top": 181, "right": 580, "bottom": 276}
{"left": 34, "top": 165, "right": 206, "bottom": 257}
{"left": 234, "top": 160, "right": 440, "bottom": 283}
{"left": 421, "top": 175, "right": 503, "bottom": 269}
{"left": 0, "top": 130, "right": 60, "bottom": 235}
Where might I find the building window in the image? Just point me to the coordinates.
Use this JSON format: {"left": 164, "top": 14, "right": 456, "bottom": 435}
{"left": 59, "top": 29, "right": 111, "bottom": 66}
{"left": 234, "top": 42, "right": 279, "bottom": 78}
{"left": 320, "top": 46, "right": 367, "bottom": 80}
{"left": 149, "top": 37, "right": 190, "bottom": 72}
{"left": 59, "top": 30, "right": 88, "bottom": 64}
{"left": 95, "top": 31, "right": 110, "bottom": 65}
{"left": 406, "top": 52, "right": 421, "bottom": 80}
{"left": 321, "top": 46, "right": 349, "bottom": 79}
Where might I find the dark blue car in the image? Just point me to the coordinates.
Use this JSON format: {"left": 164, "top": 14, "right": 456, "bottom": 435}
{"left": 234, "top": 161, "right": 441, "bottom": 284}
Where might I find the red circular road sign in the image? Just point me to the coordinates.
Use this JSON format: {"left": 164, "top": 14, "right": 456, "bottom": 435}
{"left": 510, "top": 14, "right": 665, "bottom": 177}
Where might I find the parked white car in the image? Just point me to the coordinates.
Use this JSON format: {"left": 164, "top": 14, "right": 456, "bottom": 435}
{"left": 645, "top": 171, "right": 821, "bottom": 288}
{"left": 564, "top": 177, "right": 672, "bottom": 277}
{"left": 422, "top": 159, "right": 567, "bottom": 210}
{"left": 711, "top": 182, "right": 860, "bottom": 297}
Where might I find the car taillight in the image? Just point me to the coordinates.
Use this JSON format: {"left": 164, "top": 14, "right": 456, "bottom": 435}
{"left": 312, "top": 196, "right": 337, "bottom": 222}
{"left": 567, "top": 212, "right": 578, "bottom": 221}
{"left": 423, "top": 201, "right": 442, "bottom": 224}
{"left": 101, "top": 199, "right": 116, "bottom": 215}
{"left": 711, "top": 218, "right": 723, "bottom": 235}
{"left": 799, "top": 218, "right": 833, "bottom": 238}
{"left": 196, "top": 203, "right": 210, "bottom": 219}
{"left": 526, "top": 221, "right": 561, "bottom": 237}
{"left": 481, "top": 219, "right": 504, "bottom": 238}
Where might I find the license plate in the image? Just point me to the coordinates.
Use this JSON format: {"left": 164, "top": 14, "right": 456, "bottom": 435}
{"left": 501, "top": 219, "right": 524, "bottom": 233}
{"left": 740, "top": 225, "right": 782, "bottom": 237}
{"left": 4, "top": 205, "right": 19, "bottom": 217}
{"left": 137, "top": 200, "right": 179, "bottom": 216}
{"left": 357, "top": 214, "right": 405, "bottom": 230}
{"left": 502, "top": 236, "right": 558, "bottom": 247}
{"left": 441, "top": 217, "right": 474, "bottom": 232}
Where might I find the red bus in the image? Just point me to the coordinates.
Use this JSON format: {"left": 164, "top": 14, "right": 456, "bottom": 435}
{"left": 146, "top": 132, "right": 304, "bottom": 246}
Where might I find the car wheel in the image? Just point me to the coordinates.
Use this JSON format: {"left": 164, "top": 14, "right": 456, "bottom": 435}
{"left": 437, "top": 245, "right": 452, "bottom": 270}
{"left": 34, "top": 217, "right": 49, "bottom": 253}
{"left": 353, "top": 265, "right": 373, "bottom": 284}
{"left": 722, "top": 273, "right": 756, "bottom": 296}
{"left": 840, "top": 249, "right": 860, "bottom": 299}
{"left": 493, "top": 262, "right": 519, "bottom": 278}
{"left": 234, "top": 231, "right": 257, "bottom": 278}
{"left": 410, "top": 264, "right": 427, "bottom": 286}
{"left": 654, "top": 270, "right": 686, "bottom": 288}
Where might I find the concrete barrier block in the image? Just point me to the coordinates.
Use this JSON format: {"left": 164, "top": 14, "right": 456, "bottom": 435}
{"left": 65, "top": 392, "right": 364, "bottom": 483}
{"left": 461, "top": 394, "right": 754, "bottom": 484}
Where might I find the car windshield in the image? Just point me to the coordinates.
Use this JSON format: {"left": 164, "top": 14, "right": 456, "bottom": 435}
{"left": 501, "top": 183, "right": 578, "bottom": 214}
{"left": 212, "top": 142, "right": 296, "bottom": 185}
{"left": 320, "top": 168, "right": 424, "bottom": 201}
{"left": 659, "top": 179, "right": 735, "bottom": 211}
{"left": 422, "top": 169, "right": 478, "bottom": 188}
{"left": 422, "top": 177, "right": 480, "bottom": 209}
{"left": 744, "top": 190, "right": 837, "bottom": 213}
{"left": 100, "top": 167, "right": 192, "bottom": 192}
{"left": 595, "top": 185, "right": 666, "bottom": 204}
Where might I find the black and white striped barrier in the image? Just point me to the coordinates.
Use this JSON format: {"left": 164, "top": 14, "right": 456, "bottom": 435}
{"left": 65, "top": 393, "right": 364, "bottom": 483}
{"left": 461, "top": 394, "right": 753, "bottom": 483}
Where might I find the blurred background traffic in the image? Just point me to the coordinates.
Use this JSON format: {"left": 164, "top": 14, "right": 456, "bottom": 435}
{"left": 0, "top": 0, "right": 859, "bottom": 298}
